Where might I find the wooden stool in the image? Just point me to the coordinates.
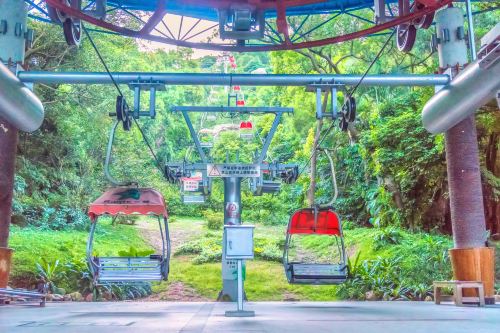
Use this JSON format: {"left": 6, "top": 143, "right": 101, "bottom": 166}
{"left": 433, "top": 280, "right": 485, "bottom": 307}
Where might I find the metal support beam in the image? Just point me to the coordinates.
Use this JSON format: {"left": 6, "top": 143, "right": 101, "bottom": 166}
{"left": 18, "top": 72, "right": 450, "bottom": 87}
{"left": 0, "top": 0, "right": 27, "bottom": 287}
{"left": 221, "top": 177, "right": 242, "bottom": 301}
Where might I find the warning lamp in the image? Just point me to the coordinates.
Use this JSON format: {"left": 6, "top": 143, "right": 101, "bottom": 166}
{"left": 233, "top": 86, "right": 241, "bottom": 91}
{"left": 236, "top": 99, "right": 245, "bottom": 106}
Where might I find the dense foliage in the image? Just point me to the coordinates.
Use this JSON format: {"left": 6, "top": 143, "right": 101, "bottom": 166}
{"left": 7, "top": 7, "right": 499, "bottom": 300}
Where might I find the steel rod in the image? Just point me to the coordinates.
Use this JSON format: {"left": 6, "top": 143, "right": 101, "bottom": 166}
{"left": 18, "top": 72, "right": 450, "bottom": 87}
{"left": 465, "top": 0, "right": 477, "bottom": 61}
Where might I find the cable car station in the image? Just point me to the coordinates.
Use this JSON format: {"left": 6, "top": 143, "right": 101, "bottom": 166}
{"left": 0, "top": 0, "right": 499, "bottom": 332}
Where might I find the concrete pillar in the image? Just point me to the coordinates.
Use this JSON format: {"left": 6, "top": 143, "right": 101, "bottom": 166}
{"left": 0, "top": 0, "right": 27, "bottom": 288}
{"left": 220, "top": 177, "right": 242, "bottom": 301}
{"left": 436, "top": 7, "right": 494, "bottom": 304}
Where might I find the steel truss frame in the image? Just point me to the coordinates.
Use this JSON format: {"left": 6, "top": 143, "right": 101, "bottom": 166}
{"left": 24, "top": 0, "right": 460, "bottom": 51}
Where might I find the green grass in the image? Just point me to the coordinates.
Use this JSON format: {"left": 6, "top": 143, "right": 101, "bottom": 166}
{"left": 153, "top": 256, "right": 338, "bottom": 301}
{"left": 9, "top": 220, "right": 150, "bottom": 285}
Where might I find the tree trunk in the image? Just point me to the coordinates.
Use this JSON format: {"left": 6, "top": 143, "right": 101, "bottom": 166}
{"left": 445, "top": 116, "right": 487, "bottom": 248}
{"left": 0, "top": 118, "right": 18, "bottom": 248}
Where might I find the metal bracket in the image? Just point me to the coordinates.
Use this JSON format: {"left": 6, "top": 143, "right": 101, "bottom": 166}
{"left": 306, "top": 83, "right": 345, "bottom": 120}
{"left": 83, "top": 0, "right": 107, "bottom": 20}
{"left": 0, "top": 20, "right": 7, "bottom": 34}
{"left": 218, "top": 5, "right": 265, "bottom": 41}
{"left": 374, "top": 0, "right": 392, "bottom": 24}
{"left": 128, "top": 80, "right": 166, "bottom": 119}
{"left": 24, "top": 29, "right": 34, "bottom": 49}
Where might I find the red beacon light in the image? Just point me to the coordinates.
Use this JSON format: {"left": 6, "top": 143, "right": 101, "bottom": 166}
{"left": 236, "top": 99, "right": 245, "bottom": 106}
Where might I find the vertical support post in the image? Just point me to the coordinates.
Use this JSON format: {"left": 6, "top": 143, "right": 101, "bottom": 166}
{"left": 220, "top": 177, "right": 242, "bottom": 301}
{"left": 0, "top": 0, "right": 26, "bottom": 288}
{"left": 237, "top": 259, "right": 243, "bottom": 311}
{"left": 435, "top": 7, "right": 494, "bottom": 304}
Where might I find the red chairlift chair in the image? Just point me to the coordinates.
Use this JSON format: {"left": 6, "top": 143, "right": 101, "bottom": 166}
{"left": 283, "top": 148, "right": 347, "bottom": 285}
{"left": 86, "top": 187, "right": 171, "bottom": 285}
{"left": 283, "top": 207, "right": 347, "bottom": 284}
{"left": 239, "top": 121, "right": 253, "bottom": 140}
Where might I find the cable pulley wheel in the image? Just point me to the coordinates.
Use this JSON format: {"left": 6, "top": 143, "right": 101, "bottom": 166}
{"left": 63, "top": 18, "right": 82, "bottom": 46}
{"left": 396, "top": 24, "right": 417, "bottom": 53}
{"left": 346, "top": 97, "right": 356, "bottom": 122}
{"left": 115, "top": 96, "right": 132, "bottom": 131}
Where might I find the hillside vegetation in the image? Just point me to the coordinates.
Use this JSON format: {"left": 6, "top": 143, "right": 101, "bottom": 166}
{"left": 6, "top": 8, "right": 499, "bottom": 301}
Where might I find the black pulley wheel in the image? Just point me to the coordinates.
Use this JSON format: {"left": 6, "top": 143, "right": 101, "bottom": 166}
{"left": 63, "top": 18, "right": 82, "bottom": 46}
{"left": 346, "top": 97, "right": 356, "bottom": 122}
{"left": 116, "top": 96, "right": 127, "bottom": 122}
{"left": 396, "top": 24, "right": 417, "bottom": 53}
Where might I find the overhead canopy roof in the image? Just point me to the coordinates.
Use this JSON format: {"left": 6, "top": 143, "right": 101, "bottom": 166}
{"left": 88, "top": 187, "right": 168, "bottom": 219}
{"left": 107, "top": 0, "right": 383, "bottom": 21}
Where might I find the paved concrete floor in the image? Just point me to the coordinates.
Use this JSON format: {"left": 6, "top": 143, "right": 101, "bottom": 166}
{"left": 1, "top": 301, "right": 499, "bottom": 333}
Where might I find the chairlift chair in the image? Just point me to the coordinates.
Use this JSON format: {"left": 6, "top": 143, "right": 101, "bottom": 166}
{"left": 87, "top": 187, "right": 170, "bottom": 284}
{"left": 283, "top": 207, "right": 347, "bottom": 285}
{"left": 239, "top": 121, "right": 253, "bottom": 140}
{"left": 199, "top": 132, "right": 214, "bottom": 148}
{"left": 283, "top": 148, "right": 346, "bottom": 285}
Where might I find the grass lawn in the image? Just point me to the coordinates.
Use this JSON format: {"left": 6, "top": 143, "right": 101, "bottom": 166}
{"left": 8, "top": 220, "right": 151, "bottom": 286}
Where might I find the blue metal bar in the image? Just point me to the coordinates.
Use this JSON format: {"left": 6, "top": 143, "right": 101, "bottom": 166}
{"left": 181, "top": 18, "right": 201, "bottom": 41}
{"left": 290, "top": 14, "right": 310, "bottom": 41}
{"left": 25, "top": 0, "right": 48, "bottom": 16}
{"left": 291, "top": 12, "right": 342, "bottom": 43}
{"left": 265, "top": 21, "right": 283, "bottom": 43}
{"left": 18, "top": 72, "right": 451, "bottom": 87}
{"left": 172, "top": 106, "right": 294, "bottom": 113}
{"left": 181, "top": 110, "right": 208, "bottom": 163}
{"left": 183, "top": 23, "right": 218, "bottom": 42}
{"left": 258, "top": 112, "right": 284, "bottom": 163}
{"left": 178, "top": 15, "right": 184, "bottom": 40}
{"left": 345, "top": 11, "right": 374, "bottom": 24}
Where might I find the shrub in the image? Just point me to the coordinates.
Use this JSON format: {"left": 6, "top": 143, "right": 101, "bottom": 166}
{"left": 203, "top": 210, "right": 224, "bottom": 230}
{"left": 373, "top": 227, "right": 404, "bottom": 250}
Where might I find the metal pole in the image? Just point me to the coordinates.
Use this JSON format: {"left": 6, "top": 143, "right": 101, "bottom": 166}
{"left": 435, "top": 7, "right": 493, "bottom": 304}
{"left": 237, "top": 259, "right": 243, "bottom": 311}
{"left": 465, "top": 0, "right": 477, "bottom": 61}
{"left": 220, "top": 177, "right": 242, "bottom": 301}
{"left": 17, "top": 72, "right": 450, "bottom": 87}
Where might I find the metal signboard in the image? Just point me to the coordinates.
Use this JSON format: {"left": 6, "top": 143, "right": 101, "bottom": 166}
{"left": 182, "top": 178, "right": 200, "bottom": 192}
{"left": 207, "top": 164, "right": 261, "bottom": 178}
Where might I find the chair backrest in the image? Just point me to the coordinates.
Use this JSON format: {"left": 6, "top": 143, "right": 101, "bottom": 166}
{"left": 288, "top": 208, "right": 341, "bottom": 236}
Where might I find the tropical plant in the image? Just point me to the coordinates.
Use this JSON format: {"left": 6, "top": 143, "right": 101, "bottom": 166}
{"left": 36, "top": 258, "right": 65, "bottom": 294}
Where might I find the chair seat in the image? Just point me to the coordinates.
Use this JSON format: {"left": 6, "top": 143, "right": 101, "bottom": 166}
{"left": 286, "top": 263, "right": 347, "bottom": 285}
{"left": 94, "top": 256, "right": 165, "bottom": 283}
